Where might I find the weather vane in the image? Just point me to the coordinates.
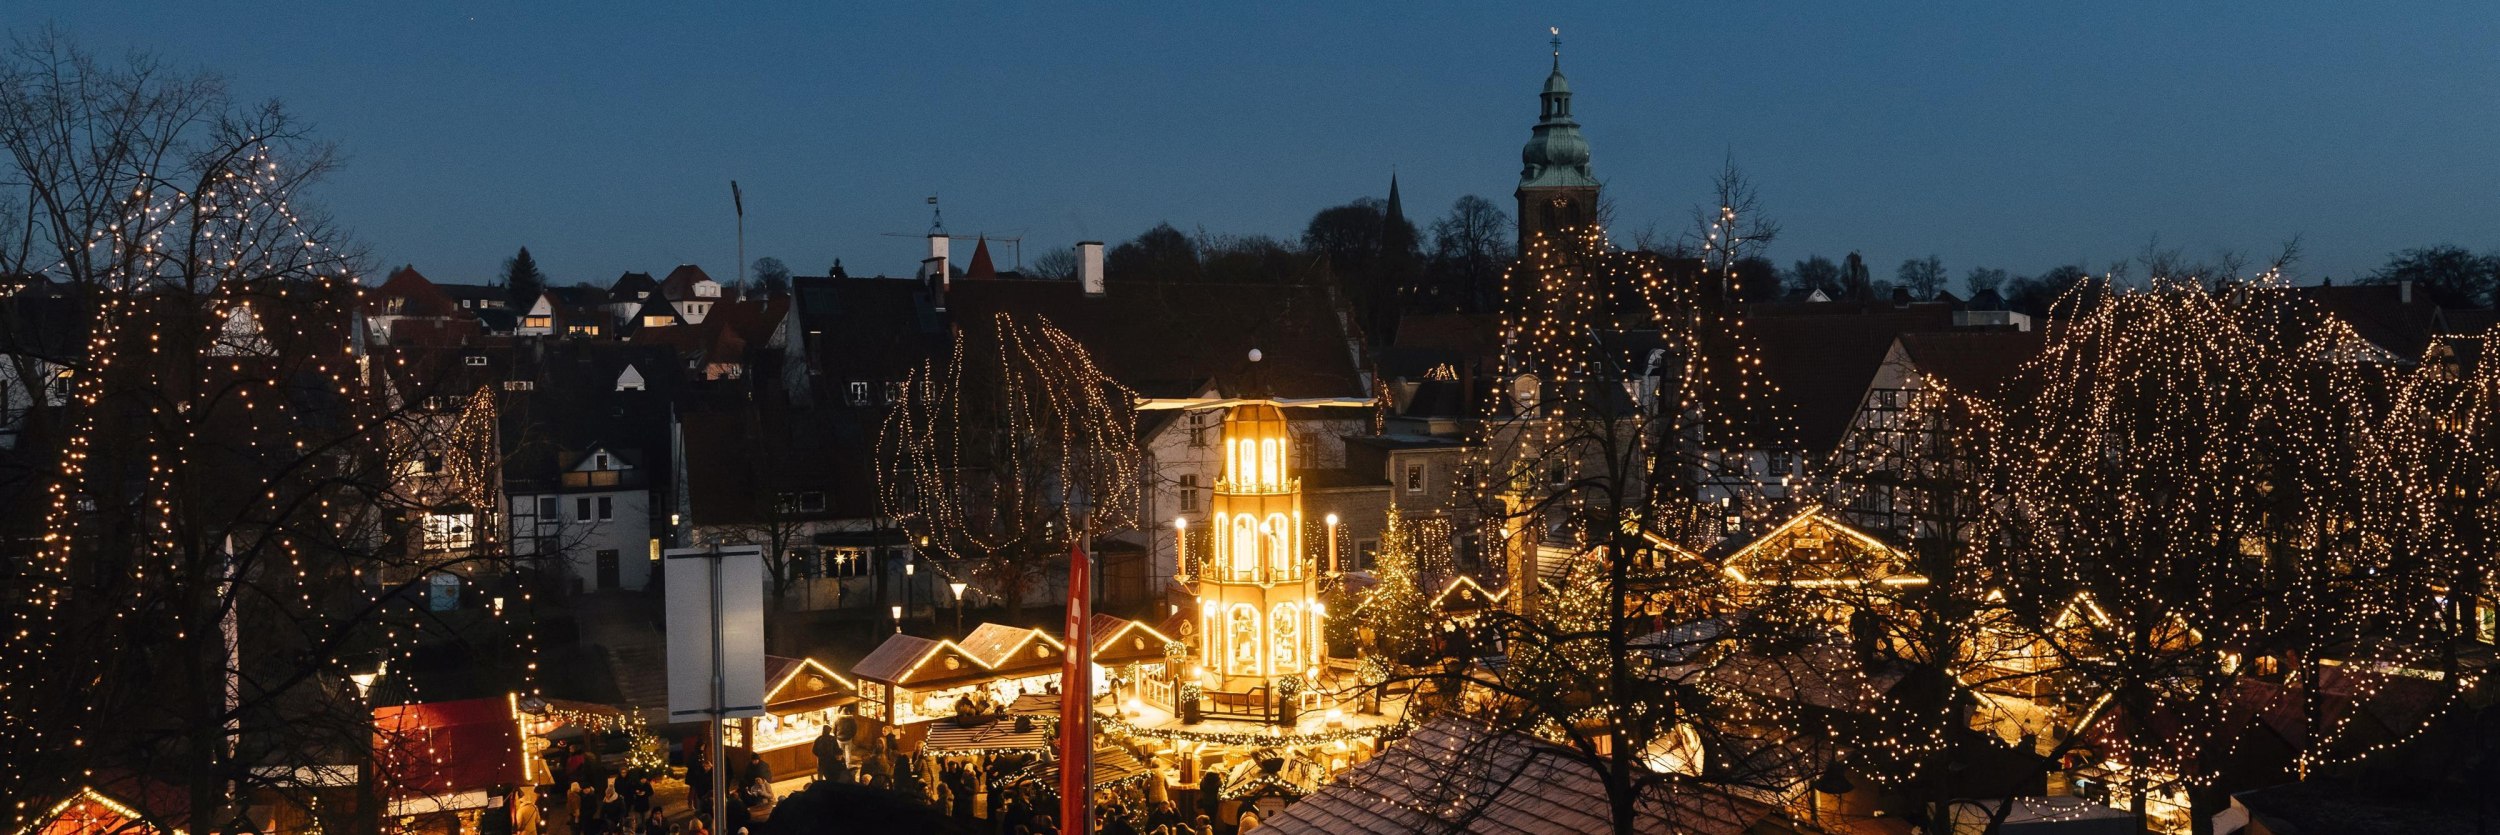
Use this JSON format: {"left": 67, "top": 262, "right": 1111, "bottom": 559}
{"left": 1550, "top": 26, "right": 1561, "bottom": 60}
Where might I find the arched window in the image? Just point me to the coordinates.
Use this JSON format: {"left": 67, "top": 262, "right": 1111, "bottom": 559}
{"left": 1266, "top": 513, "right": 1294, "bottom": 579}
{"left": 1231, "top": 516, "right": 1258, "bottom": 580}
{"left": 1227, "top": 604, "right": 1261, "bottom": 676}
{"left": 1270, "top": 602, "right": 1303, "bottom": 674}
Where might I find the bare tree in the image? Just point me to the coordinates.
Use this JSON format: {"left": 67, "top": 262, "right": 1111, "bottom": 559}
{"left": 0, "top": 28, "right": 526, "bottom": 832}
{"left": 1896, "top": 255, "right": 1946, "bottom": 300}
{"left": 878, "top": 313, "right": 1141, "bottom": 616}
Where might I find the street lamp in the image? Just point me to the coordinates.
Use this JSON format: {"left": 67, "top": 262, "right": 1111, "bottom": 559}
{"left": 949, "top": 581, "right": 969, "bottom": 634}
{"left": 904, "top": 560, "right": 917, "bottom": 624}
{"left": 891, "top": 605, "right": 904, "bottom": 633}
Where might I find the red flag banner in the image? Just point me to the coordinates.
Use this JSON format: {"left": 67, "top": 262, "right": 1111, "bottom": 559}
{"left": 1060, "top": 538, "right": 1093, "bottom": 832}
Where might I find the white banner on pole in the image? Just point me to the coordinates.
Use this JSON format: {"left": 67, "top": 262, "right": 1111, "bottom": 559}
{"left": 665, "top": 545, "right": 767, "bottom": 721}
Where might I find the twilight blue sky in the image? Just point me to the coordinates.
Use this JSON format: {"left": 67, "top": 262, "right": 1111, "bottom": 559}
{"left": 18, "top": 3, "right": 2500, "bottom": 286}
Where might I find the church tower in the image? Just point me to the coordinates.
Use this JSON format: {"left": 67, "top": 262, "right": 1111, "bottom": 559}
{"left": 1516, "top": 32, "right": 1600, "bottom": 251}
{"left": 1191, "top": 402, "right": 1326, "bottom": 703}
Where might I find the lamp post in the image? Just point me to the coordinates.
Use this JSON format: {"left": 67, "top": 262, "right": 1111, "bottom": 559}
{"left": 891, "top": 605, "right": 903, "bottom": 634}
{"left": 950, "top": 581, "right": 969, "bottom": 634}
{"left": 904, "top": 560, "right": 917, "bottom": 626}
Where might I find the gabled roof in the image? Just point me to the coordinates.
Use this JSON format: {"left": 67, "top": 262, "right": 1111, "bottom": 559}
{"left": 958, "top": 623, "right": 1068, "bottom": 675}
{"left": 848, "top": 633, "right": 1009, "bottom": 691}
{"left": 371, "top": 266, "right": 461, "bottom": 318}
{"left": 1894, "top": 330, "right": 2045, "bottom": 397}
{"left": 1432, "top": 574, "right": 1508, "bottom": 614}
{"left": 763, "top": 656, "right": 857, "bottom": 712}
{"left": 2299, "top": 281, "right": 2445, "bottom": 362}
{"left": 658, "top": 264, "right": 717, "bottom": 300}
{"left": 1090, "top": 615, "right": 1176, "bottom": 665}
{"left": 1747, "top": 304, "right": 1959, "bottom": 455}
{"left": 608, "top": 271, "right": 659, "bottom": 302}
{"left": 1715, "top": 505, "right": 1924, "bottom": 588}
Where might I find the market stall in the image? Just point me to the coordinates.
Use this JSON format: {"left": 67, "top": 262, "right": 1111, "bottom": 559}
{"left": 372, "top": 695, "right": 537, "bottom": 835}
{"left": 850, "top": 629, "right": 1065, "bottom": 728}
{"left": 721, "top": 656, "right": 858, "bottom": 777}
{"left": 1090, "top": 615, "right": 1178, "bottom": 710}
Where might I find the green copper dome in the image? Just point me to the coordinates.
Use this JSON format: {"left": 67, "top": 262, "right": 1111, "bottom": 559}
{"left": 1520, "top": 60, "right": 1597, "bottom": 190}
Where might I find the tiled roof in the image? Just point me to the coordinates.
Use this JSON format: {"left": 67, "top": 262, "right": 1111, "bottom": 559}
{"left": 1261, "top": 719, "right": 1770, "bottom": 835}
{"left": 372, "top": 266, "right": 461, "bottom": 318}
{"left": 609, "top": 271, "right": 659, "bottom": 302}
{"left": 1747, "top": 305, "right": 1957, "bottom": 455}
{"left": 948, "top": 278, "right": 1364, "bottom": 399}
{"left": 658, "top": 264, "right": 716, "bottom": 301}
{"left": 680, "top": 404, "right": 879, "bottom": 524}
{"left": 2298, "top": 282, "right": 2445, "bottom": 362}
{"left": 1895, "top": 330, "right": 2044, "bottom": 398}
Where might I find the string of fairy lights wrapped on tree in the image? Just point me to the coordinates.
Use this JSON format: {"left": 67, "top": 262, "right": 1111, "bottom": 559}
{"left": 1968, "top": 271, "right": 2475, "bottom": 794}
{"left": 876, "top": 312, "right": 1143, "bottom": 605}
{"left": 1, "top": 140, "right": 539, "bottom": 821}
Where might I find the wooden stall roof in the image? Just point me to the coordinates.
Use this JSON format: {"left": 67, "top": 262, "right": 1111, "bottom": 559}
{"left": 960, "top": 623, "right": 1069, "bottom": 678}
{"left": 1432, "top": 575, "right": 1509, "bottom": 615}
{"left": 850, "top": 634, "right": 994, "bottom": 691}
{"left": 1261, "top": 719, "right": 1773, "bottom": 835}
{"left": 764, "top": 656, "right": 857, "bottom": 714}
{"left": 1020, "top": 745, "right": 1152, "bottom": 789}
{"left": 1091, "top": 614, "right": 1177, "bottom": 665}
{"left": 1715, "top": 505, "right": 1926, "bottom": 588}
{"left": 921, "top": 715, "right": 1054, "bottom": 755}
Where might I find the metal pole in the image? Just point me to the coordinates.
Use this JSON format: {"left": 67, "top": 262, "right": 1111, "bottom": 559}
{"left": 709, "top": 547, "right": 728, "bottom": 835}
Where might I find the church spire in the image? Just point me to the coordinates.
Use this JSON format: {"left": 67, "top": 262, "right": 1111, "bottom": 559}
{"left": 1516, "top": 31, "right": 1600, "bottom": 250}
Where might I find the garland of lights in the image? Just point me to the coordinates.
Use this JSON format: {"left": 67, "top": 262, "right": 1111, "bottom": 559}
{"left": 876, "top": 313, "right": 1142, "bottom": 603}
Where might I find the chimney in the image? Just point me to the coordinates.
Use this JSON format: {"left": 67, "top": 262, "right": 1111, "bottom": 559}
{"left": 2400, "top": 279, "right": 2413, "bottom": 305}
{"left": 1078, "top": 241, "right": 1105, "bottom": 296}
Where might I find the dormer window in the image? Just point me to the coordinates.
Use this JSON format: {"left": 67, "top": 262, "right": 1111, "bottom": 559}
{"left": 695, "top": 282, "right": 721, "bottom": 298}
{"left": 465, "top": 355, "right": 488, "bottom": 366}
{"left": 595, "top": 453, "right": 610, "bottom": 470}
{"left": 617, "top": 365, "right": 646, "bottom": 392}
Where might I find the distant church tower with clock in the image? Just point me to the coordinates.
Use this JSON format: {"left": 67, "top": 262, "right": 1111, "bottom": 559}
{"left": 1516, "top": 31, "right": 1601, "bottom": 250}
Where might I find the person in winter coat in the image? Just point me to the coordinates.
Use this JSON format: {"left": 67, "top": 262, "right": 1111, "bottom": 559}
{"left": 810, "top": 726, "right": 845, "bottom": 782}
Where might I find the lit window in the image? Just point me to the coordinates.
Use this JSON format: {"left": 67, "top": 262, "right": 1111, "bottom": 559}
{"left": 465, "top": 355, "right": 489, "bottom": 366}
{"left": 421, "top": 512, "right": 474, "bottom": 551}
{"left": 644, "top": 315, "right": 673, "bottom": 328}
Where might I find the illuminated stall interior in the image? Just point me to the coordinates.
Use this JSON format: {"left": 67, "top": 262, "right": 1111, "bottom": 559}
{"left": 721, "top": 657, "right": 858, "bottom": 777}
{"left": 1715, "top": 506, "right": 1926, "bottom": 618}
{"left": 850, "top": 627, "right": 1068, "bottom": 728}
